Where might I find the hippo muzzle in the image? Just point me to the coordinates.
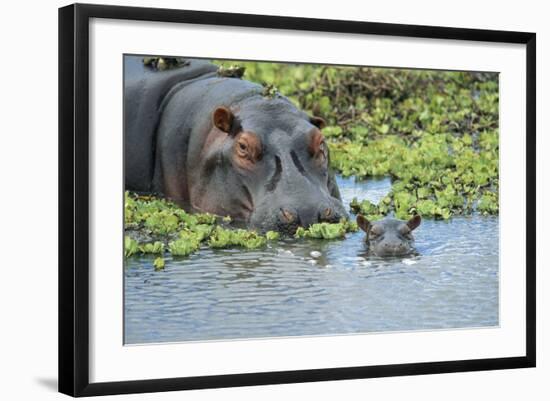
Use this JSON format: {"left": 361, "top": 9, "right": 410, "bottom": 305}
{"left": 250, "top": 191, "right": 348, "bottom": 235}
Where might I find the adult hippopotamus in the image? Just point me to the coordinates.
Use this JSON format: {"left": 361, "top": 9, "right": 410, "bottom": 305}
{"left": 125, "top": 57, "right": 347, "bottom": 234}
{"left": 356, "top": 215, "right": 421, "bottom": 257}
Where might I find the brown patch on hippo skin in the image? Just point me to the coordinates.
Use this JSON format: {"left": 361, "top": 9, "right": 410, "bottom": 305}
{"left": 233, "top": 131, "right": 262, "bottom": 170}
{"left": 308, "top": 129, "right": 328, "bottom": 164}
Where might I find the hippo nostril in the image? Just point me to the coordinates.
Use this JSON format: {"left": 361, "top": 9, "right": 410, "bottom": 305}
{"left": 319, "top": 207, "right": 335, "bottom": 222}
{"left": 280, "top": 208, "right": 296, "bottom": 223}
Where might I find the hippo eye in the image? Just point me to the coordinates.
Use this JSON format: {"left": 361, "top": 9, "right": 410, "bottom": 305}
{"left": 236, "top": 139, "right": 248, "bottom": 157}
{"left": 233, "top": 131, "right": 262, "bottom": 167}
{"left": 369, "top": 231, "right": 380, "bottom": 238}
{"left": 369, "top": 226, "right": 384, "bottom": 239}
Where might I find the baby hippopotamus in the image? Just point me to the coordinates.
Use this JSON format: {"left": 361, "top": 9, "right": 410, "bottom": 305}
{"left": 357, "top": 215, "right": 421, "bottom": 257}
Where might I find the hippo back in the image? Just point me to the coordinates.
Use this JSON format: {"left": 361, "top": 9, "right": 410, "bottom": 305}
{"left": 124, "top": 58, "right": 218, "bottom": 192}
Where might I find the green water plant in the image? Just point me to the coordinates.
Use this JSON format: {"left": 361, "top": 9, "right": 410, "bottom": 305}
{"left": 153, "top": 257, "right": 165, "bottom": 270}
{"left": 208, "top": 227, "right": 267, "bottom": 249}
{"left": 349, "top": 197, "right": 390, "bottom": 221}
{"left": 125, "top": 192, "right": 294, "bottom": 257}
{"left": 168, "top": 235, "right": 201, "bottom": 257}
{"left": 124, "top": 236, "right": 139, "bottom": 258}
{"left": 125, "top": 192, "right": 362, "bottom": 259}
{"left": 143, "top": 57, "right": 189, "bottom": 71}
{"left": 139, "top": 241, "right": 165, "bottom": 254}
{"left": 294, "top": 219, "right": 358, "bottom": 240}
{"left": 265, "top": 231, "right": 280, "bottom": 241}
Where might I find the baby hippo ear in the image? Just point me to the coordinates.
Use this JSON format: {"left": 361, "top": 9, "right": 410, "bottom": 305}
{"left": 407, "top": 215, "right": 421, "bottom": 231}
{"left": 356, "top": 215, "right": 371, "bottom": 233}
{"left": 310, "top": 116, "right": 326, "bottom": 130}
{"left": 213, "top": 106, "right": 234, "bottom": 133}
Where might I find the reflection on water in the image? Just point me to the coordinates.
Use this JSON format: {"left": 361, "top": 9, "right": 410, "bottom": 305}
{"left": 124, "top": 176, "right": 499, "bottom": 344}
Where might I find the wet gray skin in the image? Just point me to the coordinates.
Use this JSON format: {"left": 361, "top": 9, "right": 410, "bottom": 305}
{"left": 357, "top": 215, "right": 421, "bottom": 257}
{"left": 124, "top": 57, "right": 347, "bottom": 235}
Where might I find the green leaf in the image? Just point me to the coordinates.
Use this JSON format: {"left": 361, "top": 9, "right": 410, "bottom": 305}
{"left": 378, "top": 124, "right": 390, "bottom": 134}
{"left": 266, "top": 231, "right": 280, "bottom": 241}
{"left": 124, "top": 236, "right": 139, "bottom": 258}
{"left": 139, "top": 241, "right": 165, "bottom": 254}
{"left": 153, "top": 257, "right": 165, "bottom": 270}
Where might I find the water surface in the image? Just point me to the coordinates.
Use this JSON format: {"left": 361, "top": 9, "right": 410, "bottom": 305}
{"left": 124, "top": 176, "right": 499, "bottom": 344}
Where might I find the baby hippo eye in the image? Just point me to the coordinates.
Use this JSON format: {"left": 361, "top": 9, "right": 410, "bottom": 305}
{"left": 369, "top": 227, "right": 383, "bottom": 238}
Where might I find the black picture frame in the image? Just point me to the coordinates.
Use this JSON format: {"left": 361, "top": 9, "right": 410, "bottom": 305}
{"left": 58, "top": 3, "right": 536, "bottom": 397}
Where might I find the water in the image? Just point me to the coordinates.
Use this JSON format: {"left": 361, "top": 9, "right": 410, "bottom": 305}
{"left": 124, "top": 176, "right": 499, "bottom": 344}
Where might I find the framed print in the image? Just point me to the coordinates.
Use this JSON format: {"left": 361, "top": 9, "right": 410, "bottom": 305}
{"left": 58, "top": 3, "right": 536, "bottom": 397}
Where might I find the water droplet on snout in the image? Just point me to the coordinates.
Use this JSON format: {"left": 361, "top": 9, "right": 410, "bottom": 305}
{"left": 310, "top": 251, "right": 322, "bottom": 258}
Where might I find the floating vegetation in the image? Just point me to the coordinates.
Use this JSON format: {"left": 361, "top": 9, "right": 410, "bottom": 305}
{"left": 265, "top": 231, "right": 280, "bottom": 241}
{"left": 139, "top": 241, "right": 165, "bottom": 254}
{"left": 168, "top": 234, "right": 201, "bottom": 257}
{"left": 153, "top": 257, "right": 165, "bottom": 270}
{"left": 124, "top": 236, "right": 139, "bottom": 258}
{"left": 208, "top": 227, "right": 267, "bottom": 249}
{"left": 125, "top": 192, "right": 355, "bottom": 260}
{"left": 142, "top": 57, "right": 189, "bottom": 71}
{"left": 350, "top": 197, "right": 391, "bottom": 221}
{"left": 294, "top": 219, "right": 358, "bottom": 240}
{"left": 261, "top": 83, "right": 279, "bottom": 99}
{"left": 217, "top": 65, "right": 246, "bottom": 78}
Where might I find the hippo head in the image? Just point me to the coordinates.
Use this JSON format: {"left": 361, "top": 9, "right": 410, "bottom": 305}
{"left": 191, "top": 97, "right": 347, "bottom": 235}
{"left": 357, "top": 215, "right": 421, "bottom": 257}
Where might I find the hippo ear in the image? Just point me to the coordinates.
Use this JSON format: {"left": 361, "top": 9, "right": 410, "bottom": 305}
{"left": 356, "top": 215, "right": 371, "bottom": 233}
{"left": 407, "top": 215, "right": 421, "bottom": 231}
{"left": 310, "top": 116, "right": 326, "bottom": 130}
{"left": 213, "top": 106, "right": 235, "bottom": 133}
